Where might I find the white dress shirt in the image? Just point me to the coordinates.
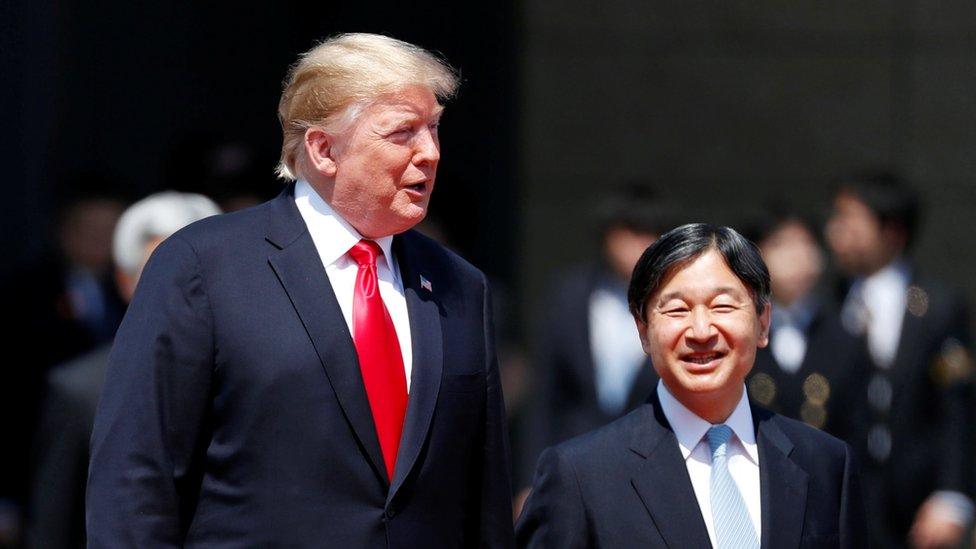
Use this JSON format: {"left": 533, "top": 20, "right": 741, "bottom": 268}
{"left": 657, "top": 381, "right": 761, "bottom": 548}
{"left": 769, "top": 296, "right": 817, "bottom": 374}
{"left": 294, "top": 180, "right": 413, "bottom": 391}
{"left": 846, "top": 258, "right": 910, "bottom": 368}
{"left": 588, "top": 280, "right": 646, "bottom": 415}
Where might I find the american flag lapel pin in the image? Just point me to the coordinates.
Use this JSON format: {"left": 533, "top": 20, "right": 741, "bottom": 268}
{"left": 420, "top": 275, "right": 432, "bottom": 292}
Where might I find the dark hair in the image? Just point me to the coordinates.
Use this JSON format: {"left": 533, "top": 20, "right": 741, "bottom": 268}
{"left": 833, "top": 170, "right": 921, "bottom": 246}
{"left": 596, "top": 181, "right": 682, "bottom": 237}
{"left": 627, "top": 223, "right": 771, "bottom": 321}
{"left": 740, "top": 200, "right": 822, "bottom": 249}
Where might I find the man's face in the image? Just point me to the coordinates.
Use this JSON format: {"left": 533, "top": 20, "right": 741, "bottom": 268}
{"left": 325, "top": 85, "right": 443, "bottom": 238}
{"left": 759, "top": 220, "right": 822, "bottom": 306}
{"left": 825, "top": 192, "right": 895, "bottom": 276}
{"left": 636, "top": 249, "right": 770, "bottom": 417}
{"left": 61, "top": 199, "right": 125, "bottom": 272}
{"left": 604, "top": 226, "right": 658, "bottom": 282}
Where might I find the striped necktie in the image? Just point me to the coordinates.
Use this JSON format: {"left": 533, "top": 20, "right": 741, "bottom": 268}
{"left": 706, "top": 424, "right": 759, "bottom": 549}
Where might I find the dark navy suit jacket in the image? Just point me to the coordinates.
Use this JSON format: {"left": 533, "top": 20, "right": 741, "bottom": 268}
{"left": 87, "top": 184, "right": 514, "bottom": 547}
{"left": 516, "top": 392, "right": 865, "bottom": 548}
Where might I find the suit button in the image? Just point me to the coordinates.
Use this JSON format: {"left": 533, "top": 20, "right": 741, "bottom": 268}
{"left": 383, "top": 508, "right": 397, "bottom": 521}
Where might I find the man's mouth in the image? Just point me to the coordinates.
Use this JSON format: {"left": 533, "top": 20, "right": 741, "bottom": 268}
{"left": 680, "top": 351, "right": 726, "bottom": 365}
{"left": 404, "top": 181, "right": 428, "bottom": 195}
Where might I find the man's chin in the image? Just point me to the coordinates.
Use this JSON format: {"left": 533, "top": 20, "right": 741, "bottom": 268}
{"left": 385, "top": 212, "right": 429, "bottom": 236}
{"left": 677, "top": 373, "right": 734, "bottom": 396}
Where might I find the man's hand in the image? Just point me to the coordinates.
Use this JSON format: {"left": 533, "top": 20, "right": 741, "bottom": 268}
{"left": 909, "top": 497, "right": 966, "bottom": 549}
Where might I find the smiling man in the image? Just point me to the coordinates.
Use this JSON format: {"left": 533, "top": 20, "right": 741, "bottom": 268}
{"left": 516, "top": 223, "right": 864, "bottom": 548}
{"left": 87, "top": 34, "right": 513, "bottom": 547}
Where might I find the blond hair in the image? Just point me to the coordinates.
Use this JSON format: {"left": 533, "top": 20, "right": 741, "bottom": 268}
{"left": 276, "top": 33, "right": 459, "bottom": 181}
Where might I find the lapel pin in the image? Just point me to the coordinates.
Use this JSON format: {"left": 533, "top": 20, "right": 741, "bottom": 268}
{"left": 420, "top": 275, "right": 432, "bottom": 292}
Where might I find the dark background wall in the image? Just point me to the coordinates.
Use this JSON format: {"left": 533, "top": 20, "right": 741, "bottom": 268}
{"left": 520, "top": 1, "right": 976, "bottom": 329}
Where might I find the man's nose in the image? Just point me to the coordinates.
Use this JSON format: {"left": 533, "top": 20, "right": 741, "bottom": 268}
{"left": 413, "top": 126, "right": 440, "bottom": 165}
{"left": 686, "top": 307, "right": 715, "bottom": 341}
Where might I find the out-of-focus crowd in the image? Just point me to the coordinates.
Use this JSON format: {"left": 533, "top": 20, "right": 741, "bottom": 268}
{"left": 1, "top": 169, "right": 972, "bottom": 549}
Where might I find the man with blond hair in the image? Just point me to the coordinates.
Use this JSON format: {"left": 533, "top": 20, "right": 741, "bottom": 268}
{"left": 87, "top": 34, "right": 514, "bottom": 547}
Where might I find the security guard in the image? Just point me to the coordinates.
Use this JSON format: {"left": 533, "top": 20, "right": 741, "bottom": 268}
{"left": 826, "top": 171, "right": 975, "bottom": 548}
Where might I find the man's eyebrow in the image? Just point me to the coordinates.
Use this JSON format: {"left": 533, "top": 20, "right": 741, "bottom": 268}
{"left": 655, "top": 291, "right": 685, "bottom": 305}
{"left": 384, "top": 105, "right": 444, "bottom": 123}
{"left": 712, "top": 286, "right": 747, "bottom": 298}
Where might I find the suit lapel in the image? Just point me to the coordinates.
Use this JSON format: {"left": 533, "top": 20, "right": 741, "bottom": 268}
{"left": 387, "top": 233, "right": 443, "bottom": 502}
{"left": 625, "top": 357, "right": 658, "bottom": 411}
{"left": 630, "top": 396, "right": 712, "bottom": 548}
{"left": 755, "top": 407, "right": 808, "bottom": 549}
{"left": 265, "top": 185, "right": 388, "bottom": 487}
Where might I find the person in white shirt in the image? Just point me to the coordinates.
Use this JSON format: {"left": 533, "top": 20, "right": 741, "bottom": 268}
{"left": 826, "top": 171, "right": 975, "bottom": 549}
{"left": 517, "top": 223, "right": 865, "bottom": 548}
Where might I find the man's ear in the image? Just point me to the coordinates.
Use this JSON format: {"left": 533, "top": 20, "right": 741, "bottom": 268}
{"left": 757, "top": 302, "right": 772, "bottom": 348}
{"left": 635, "top": 316, "right": 651, "bottom": 354}
{"left": 303, "top": 127, "right": 339, "bottom": 177}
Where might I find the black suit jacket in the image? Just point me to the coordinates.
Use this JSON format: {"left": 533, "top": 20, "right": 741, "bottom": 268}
{"left": 87, "top": 184, "right": 514, "bottom": 547}
{"left": 747, "top": 298, "right": 870, "bottom": 442}
{"left": 523, "top": 265, "right": 657, "bottom": 484}
{"left": 29, "top": 344, "right": 110, "bottom": 548}
{"left": 842, "top": 272, "right": 975, "bottom": 545}
{"left": 516, "top": 393, "right": 866, "bottom": 548}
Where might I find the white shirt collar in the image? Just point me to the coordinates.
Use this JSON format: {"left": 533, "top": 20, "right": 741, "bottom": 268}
{"left": 657, "top": 380, "right": 758, "bottom": 464}
{"left": 859, "top": 257, "right": 910, "bottom": 299}
{"left": 294, "top": 180, "right": 395, "bottom": 271}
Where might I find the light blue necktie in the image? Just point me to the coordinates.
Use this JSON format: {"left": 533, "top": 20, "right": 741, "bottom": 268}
{"left": 706, "top": 424, "right": 760, "bottom": 549}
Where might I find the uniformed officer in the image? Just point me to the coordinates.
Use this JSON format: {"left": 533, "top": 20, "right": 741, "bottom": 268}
{"left": 826, "top": 171, "right": 975, "bottom": 549}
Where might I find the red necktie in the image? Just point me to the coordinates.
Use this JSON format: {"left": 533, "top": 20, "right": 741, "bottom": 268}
{"left": 348, "top": 240, "right": 408, "bottom": 481}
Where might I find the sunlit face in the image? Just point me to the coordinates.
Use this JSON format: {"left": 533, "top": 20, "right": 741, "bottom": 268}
{"left": 636, "top": 249, "right": 770, "bottom": 418}
{"left": 319, "top": 85, "right": 443, "bottom": 238}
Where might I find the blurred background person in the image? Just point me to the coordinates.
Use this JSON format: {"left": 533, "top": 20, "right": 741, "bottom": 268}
{"left": 744, "top": 210, "right": 869, "bottom": 443}
{"left": 826, "top": 171, "right": 975, "bottom": 549}
{"left": 6, "top": 183, "right": 128, "bottom": 368}
{"left": 520, "top": 184, "right": 680, "bottom": 497}
{"left": 0, "top": 181, "right": 128, "bottom": 547}
{"left": 26, "top": 191, "right": 221, "bottom": 549}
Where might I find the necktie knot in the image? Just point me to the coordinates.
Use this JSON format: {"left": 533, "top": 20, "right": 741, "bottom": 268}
{"left": 707, "top": 424, "right": 734, "bottom": 459}
{"left": 349, "top": 240, "right": 382, "bottom": 268}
